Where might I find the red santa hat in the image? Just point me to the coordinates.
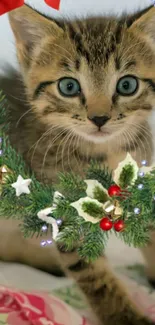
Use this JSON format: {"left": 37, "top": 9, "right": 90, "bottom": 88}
{"left": 0, "top": 0, "right": 60, "bottom": 16}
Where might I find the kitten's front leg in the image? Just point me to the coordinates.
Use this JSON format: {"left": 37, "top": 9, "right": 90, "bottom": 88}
{"left": 56, "top": 244, "right": 154, "bottom": 325}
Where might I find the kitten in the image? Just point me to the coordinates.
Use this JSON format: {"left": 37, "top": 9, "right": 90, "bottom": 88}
{"left": 0, "top": 4, "right": 155, "bottom": 324}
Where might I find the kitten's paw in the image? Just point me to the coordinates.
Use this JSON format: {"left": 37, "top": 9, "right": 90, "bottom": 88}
{"left": 56, "top": 242, "right": 89, "bottom": 273}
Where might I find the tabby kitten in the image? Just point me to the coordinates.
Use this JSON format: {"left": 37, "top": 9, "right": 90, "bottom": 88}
{"left": 1, "top": 4, "right": 155, "bottom": 325}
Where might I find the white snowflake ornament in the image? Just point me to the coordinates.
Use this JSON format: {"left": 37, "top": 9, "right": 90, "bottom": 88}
{"left": 11, "top": 175, "right": 32, "bottom": 197}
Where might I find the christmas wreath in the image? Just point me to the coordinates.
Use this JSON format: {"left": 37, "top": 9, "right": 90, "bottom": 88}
{"left": 1, "top": 91, "right": 155, "bottom": 262}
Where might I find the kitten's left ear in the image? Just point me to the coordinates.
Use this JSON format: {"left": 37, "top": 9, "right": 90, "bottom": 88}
{"left": 129, "top": 6, "right": 155, "bottom": 41}
{"left": 9, "top": 5, "right": 64, "bottom": 70}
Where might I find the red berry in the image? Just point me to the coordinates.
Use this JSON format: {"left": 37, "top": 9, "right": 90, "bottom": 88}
{"left": 100, "top": 217, "right": 113, "bottom": 231}
{"left": 114, "top": 220, "right": 125, "bottom": 232}
{"left": 108, "top": 185, "right": 121, "bottom": 197}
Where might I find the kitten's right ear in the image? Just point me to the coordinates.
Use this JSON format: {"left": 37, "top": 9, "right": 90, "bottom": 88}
{"left": 128, "top": 6, "right": 155, "bottom": 44}
{"left": 9, "top": 5, "right": 63, "bottom": 68}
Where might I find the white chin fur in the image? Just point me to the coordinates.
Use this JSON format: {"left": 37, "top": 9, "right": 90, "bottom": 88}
{"left": 77, "top": 131, "right": 113, "bottom": 144}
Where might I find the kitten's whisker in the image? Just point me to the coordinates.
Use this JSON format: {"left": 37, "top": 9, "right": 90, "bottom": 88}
{"left": 55, "top": 126, "right": 73, "bottom": 173}
{"left": 129, "top": 122, "right": 152, "bottom": 138}
{"left": 129, "top": 130, "right": 145, "bottom": 162}
{"left": 30, "top": 129, "right": 52, "bottom": 166}
{"left": 61, "top": 130, "right": 74, "bottom": 173}
{"left": 122, "top": 129, "right": 134, "bottom": 155}
{"left": 69, "top": 133, "right": 81, "bottom": 174}
{"left": 66, "top": 133, "right": 77, "bottom": 173}
{"left": 66, "top": 132, "right": 75, "bottom": 172}
{"left": 30, "top": 125, "right": 63, "bottom": 166}
{"left": 125, "top": 128, "right": 148, "bottom": 162}
{"left": 16, "top": 108, "right": 34, "bottom": 127}
{"left": 7, "top": 93, "right": 29, "bottom": 104}
{"left": 75, "top": 134, "right": 83, "bottom": 168}
{"left": 41, "top": 128, "right": 68, "bottom": 177}
{"left": 131, "top": 127, "right": 152, "bottom": 160}
{"left": 126, "top": 122, "right": 153, "bottom": 158}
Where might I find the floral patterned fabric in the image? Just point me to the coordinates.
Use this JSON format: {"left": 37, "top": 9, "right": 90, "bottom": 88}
{"left": 1, "top": 269, "right": 155, "bottom": 325}
{"left": 0, "top": 235, "right": 155, "bottom": 324}
{"left": 0, "top": 287, "right": 92, "bottom": 325}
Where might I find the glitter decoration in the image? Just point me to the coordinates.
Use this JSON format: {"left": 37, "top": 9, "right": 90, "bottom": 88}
{"left": 47, "top": 239, "right": 52, "bottom": 245}
{"left": 56, "top": 219, "right": 63, "bottom": 226}
{"left": 40, "top": 240, "right": 47, "bottom": 247}
{"left": 139, "top": 171, "right": 145, "bottom": 177}
{"left": 0, "top": 150, "right": 3, "bottom": 156}
{"left": 41, "top": 225, "right": 48, "bottom": 232}
{"left": 134, "top": 207, "right": 140, "bottom": 215}
{"left": 138, "top": 184, "right": 144, "bottom": 190}
{"left": 141, "top": 160, "right": 147, "bottom": 166}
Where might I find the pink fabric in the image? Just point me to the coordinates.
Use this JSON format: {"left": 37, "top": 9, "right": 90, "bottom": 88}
{"left": 1, "top": 284, "right": 155, "bottom": 324}
{"left": 0, "top": 287, "right": 92, "bottom": 325}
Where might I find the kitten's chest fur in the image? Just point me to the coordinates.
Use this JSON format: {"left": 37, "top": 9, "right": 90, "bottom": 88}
{"left": 9, "top": 109, "right": 152, "bottom": 184}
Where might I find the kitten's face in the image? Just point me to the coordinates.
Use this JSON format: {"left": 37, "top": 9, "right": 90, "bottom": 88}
{"left": 9, "top": 6, "right": 155, "bottom": 145}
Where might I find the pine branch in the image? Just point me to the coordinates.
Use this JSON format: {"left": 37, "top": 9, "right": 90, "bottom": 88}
{"left": 86, "top": 161, "right": 113, "bottom": 189}
{"left": 1, "top": 90, "right": 155, "bottom": 262}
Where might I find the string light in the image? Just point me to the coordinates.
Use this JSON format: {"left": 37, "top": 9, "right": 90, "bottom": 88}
{"left": 40, "top": 239, "right": 53, "bottom": 247}
{"left": 138, "top": 184, "right": 144, "bottom": 190}
{"left": 40, "top": 219, "right": 62, "bottom": 247}
{"left": 134, "top": 207, "right": 140, "bottom": 215}
{"left": 56, "top": 219, "right": 63, "bottom": 226}
{"left": 47, "top": 239, "right": 52, "bottom": 245}
{"left": 40, "top": 240, "right": 47, "bottom": 247}
{"left": 139, "top": 171, "right": 145, "bottom": 177}
{"left": 41, "top": 225, "right": 48, "bottom": 232}
{"left": 141, "top": 160, "right": 147, "bottom": 166}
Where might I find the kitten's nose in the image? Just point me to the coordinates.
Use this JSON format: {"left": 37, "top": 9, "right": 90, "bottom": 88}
{"left": 88, "top": 115, "right": 110, "bottom": 128}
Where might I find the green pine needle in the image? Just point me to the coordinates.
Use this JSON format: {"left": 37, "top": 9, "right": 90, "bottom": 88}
{"left": 82, "top": 201, "right": 104, "bottom": 218}
{"left": 93, "top": 186, "right": 109, "bottom": 203}
{"left": 1, "top": 90, "right": 155, "bottom": 262}
{"left": 119, "top": 164, "right": 135, "bottom": 188}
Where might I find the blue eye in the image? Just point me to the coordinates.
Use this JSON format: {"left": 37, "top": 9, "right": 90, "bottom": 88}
{"left": 58, "top": 78, "right": 81, "bottom": 97}
{"left": 116, "top": 75, "right": 139, "bottom": 96}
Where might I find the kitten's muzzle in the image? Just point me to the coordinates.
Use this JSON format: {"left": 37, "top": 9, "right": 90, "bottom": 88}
{"left": 88, "top": 115, "right": 110, "bottom": 128}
